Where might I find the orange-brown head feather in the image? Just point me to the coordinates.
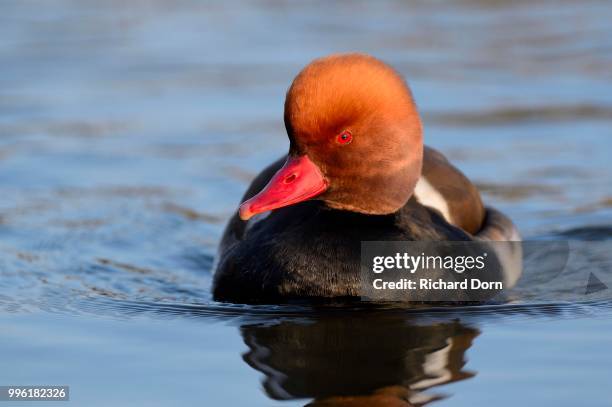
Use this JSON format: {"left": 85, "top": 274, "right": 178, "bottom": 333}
{"left": 283, "top": 53, "right": 423, "bottom": 215}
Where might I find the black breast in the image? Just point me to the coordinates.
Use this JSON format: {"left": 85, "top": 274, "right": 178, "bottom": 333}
{"left": 212, "top": 198, "right": 472, "bottom": 303}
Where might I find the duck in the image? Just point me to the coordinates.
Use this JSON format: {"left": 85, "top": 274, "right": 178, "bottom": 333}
{"left": 213, "top": 53, "right": 520, "bottom": 304}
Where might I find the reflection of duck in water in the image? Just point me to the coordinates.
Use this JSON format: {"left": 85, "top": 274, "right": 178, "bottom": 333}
{"left": 240, "top": 314, "right": 479, "bottom": 406}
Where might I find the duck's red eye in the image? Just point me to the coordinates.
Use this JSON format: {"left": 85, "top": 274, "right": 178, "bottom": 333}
{"left": 336, "top": 130, "right": 352, "bottom": 145}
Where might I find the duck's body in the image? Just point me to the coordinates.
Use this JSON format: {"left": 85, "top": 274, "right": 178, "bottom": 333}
{"left": 212, "top": 54, "right": 520, "bottom": 303}
{"left": 215, "top": 200, "right": 466, "bottom": 302}
{"left": 213, "top": 148, "right": 518, "bottom": 303}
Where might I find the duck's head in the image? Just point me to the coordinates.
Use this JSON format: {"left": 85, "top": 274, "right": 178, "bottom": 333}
{"left": 239, "top": 53, "right": 423, "bottom": 221}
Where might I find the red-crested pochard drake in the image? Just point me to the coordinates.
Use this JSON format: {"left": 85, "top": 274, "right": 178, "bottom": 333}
{"left": 213, "top": 53, "right": 520, "bottom": 303}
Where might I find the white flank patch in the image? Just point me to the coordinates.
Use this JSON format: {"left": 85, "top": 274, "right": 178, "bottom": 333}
{"left": 483, "top": 240, "right": 523, "bottom": 288}
{"left": 414, "top": 176, "right": 453, "bottom": 224}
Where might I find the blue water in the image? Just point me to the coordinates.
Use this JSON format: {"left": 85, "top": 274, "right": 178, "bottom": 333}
{"left": 1, "top": 1, "right": 611, "bottom": 406}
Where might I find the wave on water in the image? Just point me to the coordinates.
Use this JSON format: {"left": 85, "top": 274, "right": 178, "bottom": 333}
{"left": 1, "top": 222, "right": 611, "bottom": 323}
